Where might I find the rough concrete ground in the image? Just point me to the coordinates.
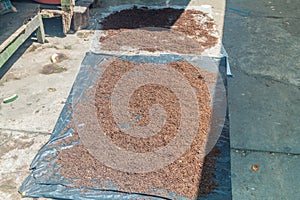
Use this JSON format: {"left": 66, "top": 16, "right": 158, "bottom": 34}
{"left": 224, "top": 0, "right": 300, "bottom": 199}
{"left": 0, "top": 0, "right": 299, "bottom": 199}
{"left": 0, "top": 16, "right": 93, "bottom": 199}
{"left": 0, "top": 1, "right": 226, "bottom": 199}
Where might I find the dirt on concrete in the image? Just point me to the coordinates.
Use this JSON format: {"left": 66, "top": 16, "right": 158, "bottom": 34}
{"left": 40, "top": 63, "right": 67, "bottom": 75}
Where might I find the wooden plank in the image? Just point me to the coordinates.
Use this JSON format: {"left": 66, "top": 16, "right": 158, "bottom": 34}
{"left": 0, "top": 14, "right": 43, "bottom": 68}
{"left": 36, "top": 14, "right": 45, "bottom": 43}
{"left": 61, "top": 0, "right": 75, "bottom": 34}
{"left": 61, "top": 0, "right": 74, "bottom": 10}
{"left": 41, "top": 9, "right": 65, "bottom": 18}
{"left": 71, "top": 0, "right": 94, "bottom": 31}
{"left": 72, "top": 6, "right": 90, "bottom": 31}
{"left": 0, "top": 25, "right": 26, "bottom": 53}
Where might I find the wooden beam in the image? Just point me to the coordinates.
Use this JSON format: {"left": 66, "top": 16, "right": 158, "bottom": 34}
{"left": 72, "top": 6, "right": 90, "bottom": 31}
{"left": 40, "top": 9, "right": 65, "bottom": 18}
{"left": 0, "top": 25, "right": 26, "bottom": 53}
{"left": 0, "top": 13, "right": 45, "bottom": 68}
{"left": 71, "top": 0, "right": 94, "bottom": 31}
{"left": 36, "top": 14, "right": 45, "bottom": 43}
{"left": 61, "top": 0, "right": 75, "bottom": 34}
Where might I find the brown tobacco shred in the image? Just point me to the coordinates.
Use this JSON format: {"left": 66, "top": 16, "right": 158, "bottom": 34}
{"left": 56, "top": 59, "right": 220, "bottom": 199}
{"left": 98, "top": 7, "right": 218, "bottom": 54}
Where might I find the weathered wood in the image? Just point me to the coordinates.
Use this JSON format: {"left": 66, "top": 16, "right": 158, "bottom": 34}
{"left": 0, "top": 25, "right": 26, "bottom": 53}
{"left": 61, "top": 0, "right": 75, "bottom": 34}
{"left": 71, "top": 0, "right": 94, "bottom": 31}
{"left": 40, "top": 9, "right": 65, "bottom": 18}
{"left": 40, "top": 9, "right": 72, "bottom": 34}
{"left": 36, "top": 14, "right": 45, "bottom": 43}
{"left": 40, "top": 0, "right": 91, "bottom": 33}
{"left": 0, "top": 14, "right": 45, "bottom": 68}
{"left": 72, "top": 6, "right": 90, "bottom": 31}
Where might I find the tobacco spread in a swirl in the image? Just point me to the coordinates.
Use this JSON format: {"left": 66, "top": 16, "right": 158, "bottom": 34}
{"left": 56, "top": 59, "right": 221, "bottom": 199}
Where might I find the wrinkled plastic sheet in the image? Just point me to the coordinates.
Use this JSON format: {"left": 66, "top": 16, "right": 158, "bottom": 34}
{"left": 19, "top": 52, "right": 231, "bottom": 200}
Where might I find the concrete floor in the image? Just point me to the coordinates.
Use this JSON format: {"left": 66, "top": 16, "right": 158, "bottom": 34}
{"left": 0, "top": 0, "right": 299, "bottom": 199}
{"left": 0, "top": 17, "right": 93, "bottom": 199}
{"left": 224, "top": 0, "right": 300, "bottom": 199}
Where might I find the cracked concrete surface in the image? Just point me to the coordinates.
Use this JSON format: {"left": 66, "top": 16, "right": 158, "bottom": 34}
{"left": 224, "top": 0, "right": 300, "bottom": 87}
{"left": 0, "top": 130, "right": 50, "bottom": 200}
{"left": 224, "top": 0, "right": 300, "bottom": 199}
